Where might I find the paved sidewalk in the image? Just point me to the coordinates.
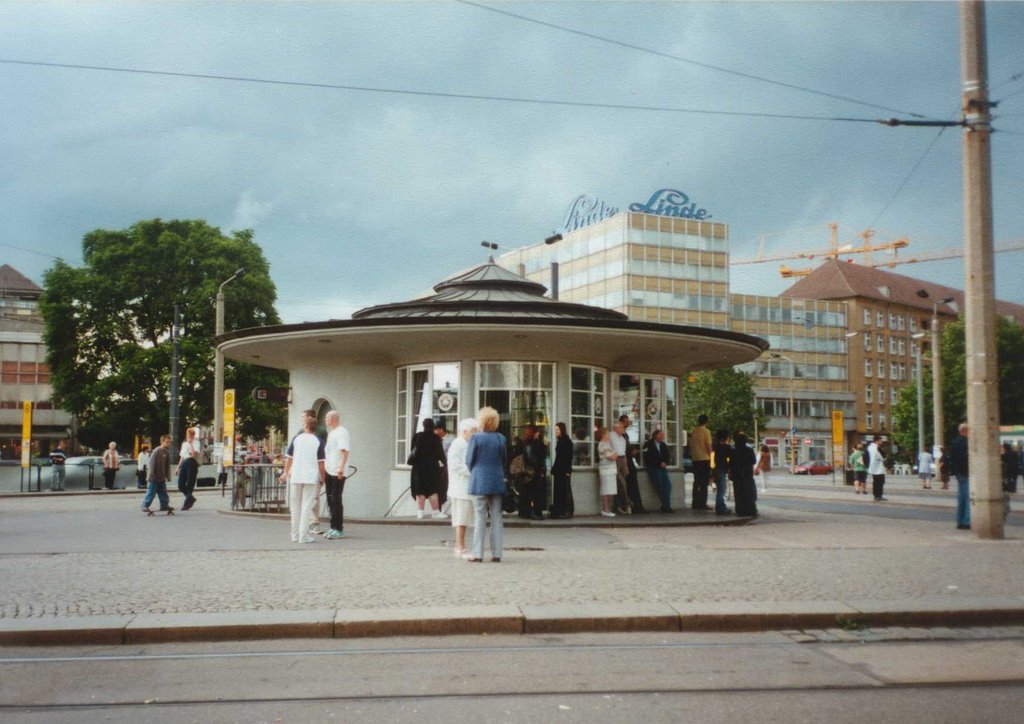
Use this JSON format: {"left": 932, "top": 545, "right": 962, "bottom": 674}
{"left": 1, "top": 488, "right": 1022, "bottom": 644}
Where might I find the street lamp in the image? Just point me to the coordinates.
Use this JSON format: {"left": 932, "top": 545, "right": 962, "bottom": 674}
{"left": 769, "top": 352, "right": 797, "bottom": 472}
{"left": 931, "top": 295, "right": 955, "bottom": 452}
{"left": 912, "top": 331, "right": 928, "bottom": 460}
{"left": 214, "top": 267, "right": 245, "bottom": 448}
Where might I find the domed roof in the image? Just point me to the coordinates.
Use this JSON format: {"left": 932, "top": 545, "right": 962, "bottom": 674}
{"left": 352, "top": 260, "right": 628, "bottom": 321}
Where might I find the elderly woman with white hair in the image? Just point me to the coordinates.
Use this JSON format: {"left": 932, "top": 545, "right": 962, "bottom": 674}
{"left": 446, "top": 417, "right": 479, "bottom": 557}
{"left": 465, "top": 406, "right": 507, "bottom": 563}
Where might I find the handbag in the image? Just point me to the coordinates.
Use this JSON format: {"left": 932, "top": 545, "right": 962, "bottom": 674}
{"left": 406, "top": 446, "right": 417, "bottom": 466}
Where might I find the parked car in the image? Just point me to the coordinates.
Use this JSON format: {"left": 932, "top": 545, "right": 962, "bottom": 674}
{"left": 794, "top": 460, "right": 833, "bottom": 475}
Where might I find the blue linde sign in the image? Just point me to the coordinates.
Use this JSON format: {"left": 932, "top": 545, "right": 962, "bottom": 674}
{"left": 629, "top": 189, "right": 712, "bottom": 220}
{"left": 563, "top": 194, "right": 620, "bottom": 232}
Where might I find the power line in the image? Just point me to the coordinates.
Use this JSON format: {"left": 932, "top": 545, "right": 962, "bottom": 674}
{"left": 0, "top": 241, "right": 63, "bottom": 260}
{"left": 870, "top": 127, "right": 949, "bottom": 228}
{"left": 0, "top": 57, "right": 904, "bottom": 124}
{"left": 456, "top": 0, "right": 934, "bottom": 120}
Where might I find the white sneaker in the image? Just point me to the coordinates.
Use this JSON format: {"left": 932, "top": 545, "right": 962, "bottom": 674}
{"left": 431, "top": 511, "right": 448, "bottom": 519}
{"left": 600, "top": 510, "right": 616, "bottom": 517}
{"left": 417, "top": 510, "right": 425, "bottom": 519}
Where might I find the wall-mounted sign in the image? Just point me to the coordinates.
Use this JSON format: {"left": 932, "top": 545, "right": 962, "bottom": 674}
{"left": 561, "top": 188, "right": 714, "bottom": 233}
{"left": 437, "top": 392, "right": 455, "bottom": 413}
{"left": 629, "top": 189, "right": 712, "bottom": 220}
{"left": 563, "top": 194, "right": 620, "bottom": 233}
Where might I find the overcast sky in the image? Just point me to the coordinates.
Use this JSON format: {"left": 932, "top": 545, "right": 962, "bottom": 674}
{"left": 3, "top": 1, "right": 1023, "bottom": 323}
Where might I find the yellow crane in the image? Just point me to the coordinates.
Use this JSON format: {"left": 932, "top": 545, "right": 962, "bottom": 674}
{"left": 780, "top": 238, "right": 1024, "bottom": 277}
{"left": 733, "top": 223, "right": 909, "bottom": 269}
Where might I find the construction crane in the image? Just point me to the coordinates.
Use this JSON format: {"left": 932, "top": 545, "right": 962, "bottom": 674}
{"left": 733, "top": 223, "right": 909, "bottom": 267}
{"left": 780, "top": 238, "right": 1024, "bottom": 276}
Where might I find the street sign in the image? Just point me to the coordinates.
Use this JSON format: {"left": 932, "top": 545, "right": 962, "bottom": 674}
{"left": 804, "top": 437, "right": 812, "bottom": 446}
{"left": 21, "top": 401, "right": 32, "bottom": 468}
{"left": 251, "top": 387, "right": 290, "bottom": 403}
{"left": 831, "top": 410, "right": 845, "bottom": 486}
{"left": 224, "top": 389, "right": 236, "bottom": 468}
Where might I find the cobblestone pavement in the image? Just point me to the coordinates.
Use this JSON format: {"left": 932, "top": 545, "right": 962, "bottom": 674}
{"left": 1, "top": 490, "right": 1022, "bottom": 620}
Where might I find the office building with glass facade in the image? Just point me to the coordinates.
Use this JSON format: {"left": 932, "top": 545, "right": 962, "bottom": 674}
{"left": 498, "top": 210, "right": 730, "bottom": 330}
{"left": 219, "top": 261, "right": 767, "bottom": 518}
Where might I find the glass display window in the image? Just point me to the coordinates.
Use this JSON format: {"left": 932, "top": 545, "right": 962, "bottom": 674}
{"left": 396, "top": 362, "right": 460, "bottom": 465}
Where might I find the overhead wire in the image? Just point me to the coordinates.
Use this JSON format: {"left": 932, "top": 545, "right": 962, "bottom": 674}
{"left": 0, "top": 58, "right": 903, "bottom": 124}
{"left": 456, "top": 0, "right": 934, "bottom": 120}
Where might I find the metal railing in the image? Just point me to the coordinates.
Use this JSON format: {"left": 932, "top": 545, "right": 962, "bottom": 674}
{"left": 231, "top": 463, "right": 286, "bottom": 512}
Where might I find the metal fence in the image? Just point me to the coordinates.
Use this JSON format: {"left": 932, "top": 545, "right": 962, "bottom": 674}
{"left": 231, "top": 463, "right": 287, "bottom": 512}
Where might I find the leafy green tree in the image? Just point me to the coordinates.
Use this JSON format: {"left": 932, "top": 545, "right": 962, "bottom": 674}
{"left": 682, "top": 367, "right": 766, "bottom": 437}
{"left": 41, "top": 219, "right": 287, "bottom": 450}
{"left": 892, "top": 317, "right": 1024, "bottom": 456}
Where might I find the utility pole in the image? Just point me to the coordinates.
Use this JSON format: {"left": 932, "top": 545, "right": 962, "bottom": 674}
{"left": 214, "top": 268, "right": 245, "bottom": 450}
{"left": 169, "top": 303, "right": 181, "bottom": 466}
{"left": 960, "top": 0, "right": 1002, "bottom": 538}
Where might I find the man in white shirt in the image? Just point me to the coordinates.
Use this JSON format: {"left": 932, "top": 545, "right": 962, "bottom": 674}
{"left": 323, "top": 410, "right": 351, "bottom": 540}
{"left": 867, "top": 435, "right": 887, "bottom": 501}
{"left": 280, "top": 416, "right": 325, "bottom": 544}
{"left": 917, "top": 447, "right": 935, "bottom": 490}
{"left": 610, "top": 421, "right": 631, "bottom": 514}
{"left": 176, "top": 427, "right": 202, "bottom": 510}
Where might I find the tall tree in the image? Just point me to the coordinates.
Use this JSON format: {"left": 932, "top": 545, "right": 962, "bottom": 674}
{"left": 41, "top": 219, "right": 287, "bottom": 449}
{"left": 682, "top": 367, "right": 766, "bottom": 436}
{"left": 892, "top": 316, "right": 1024, "bottom": 457}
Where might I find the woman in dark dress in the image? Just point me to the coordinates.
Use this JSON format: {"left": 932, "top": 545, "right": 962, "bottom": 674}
{"left": 730, "top": 432, "right": 758, "bottom": 519}
{"left": 549, "top": 422, "right": 575, "bottom": 519}
{"left": 410, "top": 418, "right": 447, "bottom": 519}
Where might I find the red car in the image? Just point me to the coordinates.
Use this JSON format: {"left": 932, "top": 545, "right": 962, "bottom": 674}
{"left": 794, "top": 461, "right": 833, "bottom": 475}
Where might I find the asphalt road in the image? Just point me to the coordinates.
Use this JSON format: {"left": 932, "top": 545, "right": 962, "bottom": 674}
{"left": 761, "top": 494, "right": 1024, "bottom": 526}
{"left": 2, "top": 633, "right": 1022, "bottom": 723}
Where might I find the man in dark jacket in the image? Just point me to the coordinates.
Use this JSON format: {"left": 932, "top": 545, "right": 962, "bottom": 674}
{"left": 141, "top": 435, "right": 173, "bottom": 513}
{"left": 519, "top": 426, "right": 548, "bottom": 520}
{"left": 643, "top": 429, "right": 673, "bottom": 513}
{"left": 949, "top": 422, "right": 970, "bottom": 530}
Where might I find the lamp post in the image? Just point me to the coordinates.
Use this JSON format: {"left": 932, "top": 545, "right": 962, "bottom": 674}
{"left": 770, "top": 352, "right": 796, "bottom": 472}
{"left": 931, "top": 296, "right": 955, "bottom": 453}
{"left": 912, "top": 332, "right": 928, "bottom": 460}
{"left": 214, "top": 268, "right": 245, "bottom": 448}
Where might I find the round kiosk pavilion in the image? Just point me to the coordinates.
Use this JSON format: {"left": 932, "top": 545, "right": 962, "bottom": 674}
{"left": 218, "top": 261, "right": 768, "bottom": 518}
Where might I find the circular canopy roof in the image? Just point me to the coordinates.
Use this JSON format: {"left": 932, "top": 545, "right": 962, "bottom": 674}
{"left": 353, "top": 261, "right": 627, "bottom": 321}
{"left": 219, "top": 261, "right": 768, "bottom": 373}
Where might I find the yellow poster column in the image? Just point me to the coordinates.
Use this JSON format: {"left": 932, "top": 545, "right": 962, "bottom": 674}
{"left": 21, "top": 400, "right": 32, "bottom": 468}
{"left": 223, "top": 389, "right": 236, "bottom": 468}
{"left": 831, "top": 410, "right": 845, "bottom": 485}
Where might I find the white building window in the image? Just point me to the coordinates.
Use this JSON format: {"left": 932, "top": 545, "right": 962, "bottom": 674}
{"left": 899, "top": 363, "right": 907, "bottom": 380}
{"left": 877, "top": 335, "right": 885, "bottom": 353}
{"left": 889, "top": 312, "right": 898, "bottom": 328}
{"left": 890, "top": 362, "right": 898, "bottom": 380}
{"left": 898, "top": 339, "right": 906, "bottom": 355}
{"left": 863, "top": 307, "right": 872, "bottom": 325}
{"left": 864, "top": 359, "right": 873, "bottom": 376}
{"left": 897, "top": 315, "right": 906, "bottom": 331}
{"left": 910, "top": 317, "right": 918, "bottom": 332}
{"left": 612, "top": 373, "right": 679, "bottom": 466}
{"left": 866, "top": 411, "right": 874, "bottom": 429}
{"left": 396, "top": 362, "right": 461, "bottom": 466}
{"left": 878, "top": 385, "right": 886, "bottom": 404}
{"left": 865, "top": 386, "right": 873, "bottom": 403}
{"left": 570, "top": 365, "right": 606, "bottom": 467}
{"left": 877, "top": 311, "right": 885, "bottom": 328}
{"left": 889, "top": 337, "right": 897, "bottom": 354}
{"left": 863, "top": 332, "right": 871, "bottom": 351}
{"left": 478, "top": 361, "right": 555, "bottom": 445}
{"left": 878, "top": 360, "right": 885, "bottom": 377}
{"left": 879, "top": 413, "right": 887, "bottom": 429}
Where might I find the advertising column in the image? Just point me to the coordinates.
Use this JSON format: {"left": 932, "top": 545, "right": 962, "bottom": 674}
{"left": 223, "top": 388, "right": 236, "bottom": 468}
{"left": 21, "top": 400, "right": 32, "bottom": 468}
{"left": 831, "top": 410, "right": 845, "bottom": 486}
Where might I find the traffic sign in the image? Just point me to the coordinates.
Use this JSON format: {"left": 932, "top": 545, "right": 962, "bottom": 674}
{"left": 804, "top": 437, "right": 812, "bottom": 446}
{"left": 251, "top": 387, "right": 290, "bottom": 403}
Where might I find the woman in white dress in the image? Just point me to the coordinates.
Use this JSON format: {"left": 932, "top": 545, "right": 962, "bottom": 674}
{"left": 597, "top": 427, "right": 618, "bottom": 517}
{"left": 446, "top": 418, "right": 478, "bottom": 556}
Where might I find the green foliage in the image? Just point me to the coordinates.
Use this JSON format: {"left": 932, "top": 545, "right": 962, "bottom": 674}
{"left": 41, "top": 219, "right": 287, "bottom": 449}
{"left": 891, "top": 317, "right": 1024, "bottom": 455}
{"left": 682, "top": 367, "right": 766, "bottom": 436}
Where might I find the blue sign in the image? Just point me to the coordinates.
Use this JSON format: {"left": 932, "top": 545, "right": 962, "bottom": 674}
{"left": 629, "top": 189, "right": 712, "bottom": 220}
{"left": 562, "top": 194, "right": 620, "bottom": 233}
